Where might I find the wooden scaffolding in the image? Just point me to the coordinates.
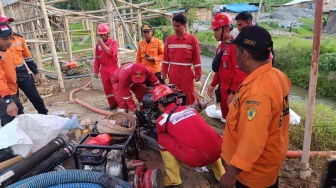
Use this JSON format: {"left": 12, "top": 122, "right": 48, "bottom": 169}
{"left": 0, "top": 0, "right": 180, "bottom": 91}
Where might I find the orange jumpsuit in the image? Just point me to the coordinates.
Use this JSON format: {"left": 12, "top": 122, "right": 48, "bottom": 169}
{"left": 221, "top": 62, "right": 291, "bottom": 187}
{"left": 136, "top": 37, "right": 164, "bottom": 74}
{"left": 0, "top": 50, "right": 24, "bottom": 126}
{"left": 11, "top": 34, "right": 48, "bottom": 114}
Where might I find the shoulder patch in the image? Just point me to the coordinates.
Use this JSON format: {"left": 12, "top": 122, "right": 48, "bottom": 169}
{"left": 247, "top": 106, "right": 257, "bottom": 121}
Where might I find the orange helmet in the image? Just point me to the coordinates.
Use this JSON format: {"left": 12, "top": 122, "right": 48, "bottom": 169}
{"left": 152, "top": 85, "right": 174, "bottom": 103}
{"left": 97, "top": 23, "right": 110, "bottom": 34}
{"left": 210, "top": 12, "right": 233, "bottom": 30}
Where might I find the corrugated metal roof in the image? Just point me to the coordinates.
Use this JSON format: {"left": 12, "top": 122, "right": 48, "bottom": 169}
{"left": 225, "top": 4, "right": 259, "bottom": 13}
{"left": 284, "top": 0, "right": 314, "bottom": 6}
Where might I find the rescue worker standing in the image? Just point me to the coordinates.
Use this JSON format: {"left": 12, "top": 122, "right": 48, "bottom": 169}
{"left": 1, "top": 15, "right": 48, "bottom": 115}
{"left": 0, "top": 23, "right": 24, "bottom": 126}
{"left": 153, "top": 85, "right": 225, "bottom": 187}
{"left": 235, "top": 11, "right": 275, "bottom": 65}
{"left": 234, "top": 11, "right": 253, "bottom": 32}
{"left": 220, "top": 26, "right": 291, "bottom": 188}
{"left": 162, "top": 13, "right": 202, "bottom": 105}
{"left": 94, "top": 23, "right": 119, "bottom": 110}
{"left": 207, "top": 13, "right": 246, "bottom": 118}
{"left": 136, "top": 24, "right": 165, "bottom": 84}
{"left": 112, "top": 63, "right": 160, "bottom": 112}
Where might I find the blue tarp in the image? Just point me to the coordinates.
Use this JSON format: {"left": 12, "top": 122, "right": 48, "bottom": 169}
{"left": 224, "top": 4, "right": 259, "bottom": 13}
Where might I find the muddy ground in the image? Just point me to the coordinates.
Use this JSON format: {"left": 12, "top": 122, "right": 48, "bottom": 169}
{"left": 21, "top": 76, "right": 324, "bottom": 188}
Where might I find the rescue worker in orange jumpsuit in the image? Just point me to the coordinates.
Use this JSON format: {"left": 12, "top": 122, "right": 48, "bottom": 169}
{"left": 207, "top": 13, "right": 247, "bottom": 118}
{"left": 0, "top": 23, "right": 24, "bottom": 126}
{"left": 136, "top": 24, "right": 165, "bottom": 84}
{"left": 220, "top": 26, "right": 291, "bottom": 188}
{"left": 94, "top": 23, "right": 119, "bottom": 110}
{"left": 1, "top": 15, "right": 48, "bottom": 115}
{"left": 162, "top": 13, "right": 202, "bottom": 105}
{"left": 112, "top": 63, "right": 160, "bottom": 112}
{"left": 153, "top": 85, "right": 225, "bottom": 187}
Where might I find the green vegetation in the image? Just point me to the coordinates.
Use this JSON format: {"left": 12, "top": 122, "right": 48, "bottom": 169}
{"left": 289, "top": 101, "right": 336, "bottom": 151}
{"left": 195, "top": 31, "right": 217, "bottom": 46}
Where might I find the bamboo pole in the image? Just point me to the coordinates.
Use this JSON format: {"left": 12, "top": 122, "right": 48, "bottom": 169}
{"left": 111, "top": 0, "right": 137, "bottom": 49}
{"left": 0, "top": 0, "right": 4, "bottom": 15}
{"left": 137, "top": 9, "right": 142, "bottom": 42}
{"left": 90, "top": 21, "right": 96, "bottom": 56}
{"left": 29, "top": 22, "right": 43, "bottom": 71}
{"left": 64, "top": 16, "right": 73, "bottom": 62}
{"left": 40, "top": 0, "right": 65, "bottom": 92}
{"left": 256, "top": 0, "right": 263, "bottom": 23}
{"left": 106, "top": 0, "right": 117, "bottom": 39}
{"left": 46, "top": 5, "right": 105, "bottom": 20}
{"left": 7, "top": 6, "right": 17, "bottom": 33}
{"left": 115, "top": 0, "right": 172, "bottom": 16}
{"left": 300, "top": 0, "right": 324, "bottom": 180}
{"left": 45, "top": 0, "right": 71, "bottom": 5}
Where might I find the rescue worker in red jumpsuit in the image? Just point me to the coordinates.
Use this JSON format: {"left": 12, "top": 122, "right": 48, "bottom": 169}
{"left": 94, "top": 23, "right": 119, "bottom": 110}
{"left": 162, "top": 13, "right": 202, "bottom": 105}
{"left": 112, "top": 63, "right": 160, "bottom": 112}
{"left": 207, "top": 13, "right": 247, "bottom": 118}
{"left": 153, "top": 85, "right": 225, "bottom": 187}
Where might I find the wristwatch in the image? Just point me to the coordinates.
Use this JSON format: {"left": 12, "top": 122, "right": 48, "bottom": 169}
{"left": 5, "top": 98, "right": 13, "bottom": 105}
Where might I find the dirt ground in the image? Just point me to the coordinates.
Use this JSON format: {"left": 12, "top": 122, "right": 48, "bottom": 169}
{"left": 21, "top": 76, "right": 324, "bottom": 188}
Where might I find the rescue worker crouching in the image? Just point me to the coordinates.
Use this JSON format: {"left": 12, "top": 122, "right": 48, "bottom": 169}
{"left": 112, "top": 63, "right": 161, "bottom": 113}
{"left": 93, "top": 23, "right": 119, "bottom": 110}
{"left": 153, "top": 85, "right": 225, "bottom": 187}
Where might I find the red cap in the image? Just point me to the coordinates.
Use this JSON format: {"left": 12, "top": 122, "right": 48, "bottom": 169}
{"left": 131, "top": 64, "right": 147, "bottom": 83}
{"left": 0, "top": 15, "right": 14, "bottom": 22}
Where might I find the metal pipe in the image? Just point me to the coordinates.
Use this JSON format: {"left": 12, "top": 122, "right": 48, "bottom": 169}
{"left": 300, "top": 0, "right": 324, "bottom": 180}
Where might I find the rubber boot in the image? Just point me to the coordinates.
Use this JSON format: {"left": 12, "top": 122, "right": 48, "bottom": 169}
{"left": 160, "top": 151, "right": 182, "bottom": 187}
{"left": 211, "top": 158, "right": 225, "bottom": 181}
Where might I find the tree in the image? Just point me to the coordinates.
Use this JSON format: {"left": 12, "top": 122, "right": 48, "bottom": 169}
{"left": 50, "top": 0, "right": 101, "bottom": 10}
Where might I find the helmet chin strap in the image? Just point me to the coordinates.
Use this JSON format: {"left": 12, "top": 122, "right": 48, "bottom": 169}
{"left": 220, "top": 26, "right": 225, "bottom": 42}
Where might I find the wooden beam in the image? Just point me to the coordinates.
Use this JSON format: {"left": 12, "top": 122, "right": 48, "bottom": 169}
{"left": 110, "top": 0, "right": 137, "bottom": 49}
{"left": 45, "top": 0, "right": 71, "bottom": 5}
{"left": 40, "top": 0, "right": 65, "bottom": 92}
{"left": 115, "top": 0, "right": 173, "bottom": 17}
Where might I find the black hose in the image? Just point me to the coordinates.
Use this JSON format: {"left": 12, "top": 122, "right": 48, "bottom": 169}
{"left": 0, "top": 135, "right": 68, "bottom": 187}
{"left": 20, "top": 143, "right": 74, "bottom": 180}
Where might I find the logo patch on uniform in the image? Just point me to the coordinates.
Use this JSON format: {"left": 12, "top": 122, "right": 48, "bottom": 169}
{"left": 247, "top": 106, "right": 257, "bottom": 121}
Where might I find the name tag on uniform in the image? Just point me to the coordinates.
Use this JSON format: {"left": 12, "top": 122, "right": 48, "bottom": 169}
{"left": 98, "top": 45, "right": 102, "bottom": 50}
{"left": 223, "top": 61, "right": 228, "bottom": 68}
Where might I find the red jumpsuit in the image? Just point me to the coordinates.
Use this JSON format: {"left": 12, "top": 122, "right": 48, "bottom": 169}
{"left": 112, "top": 63, "right": 160, "bottom": 111}
{"left": 210, "top": 43, "right": 246, "bottom": 118}
{"left": 94, "top": 38, "right": 119, "bottom": 108}
{"left": 156, "top": 103, "right": 222, "bottom": 167}
{"left": 162, "top": 33, "right": 202, "bottom": 105}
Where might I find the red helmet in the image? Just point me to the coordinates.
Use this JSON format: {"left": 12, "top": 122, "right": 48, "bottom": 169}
{"left": 97, "top": 23, "right": 110, "bottom": 34}
{"left": 210, "top": 12, "right": 233, "bottom": 30}
{"left": 152, "top": 85, "right": 174, "bottom": 103}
